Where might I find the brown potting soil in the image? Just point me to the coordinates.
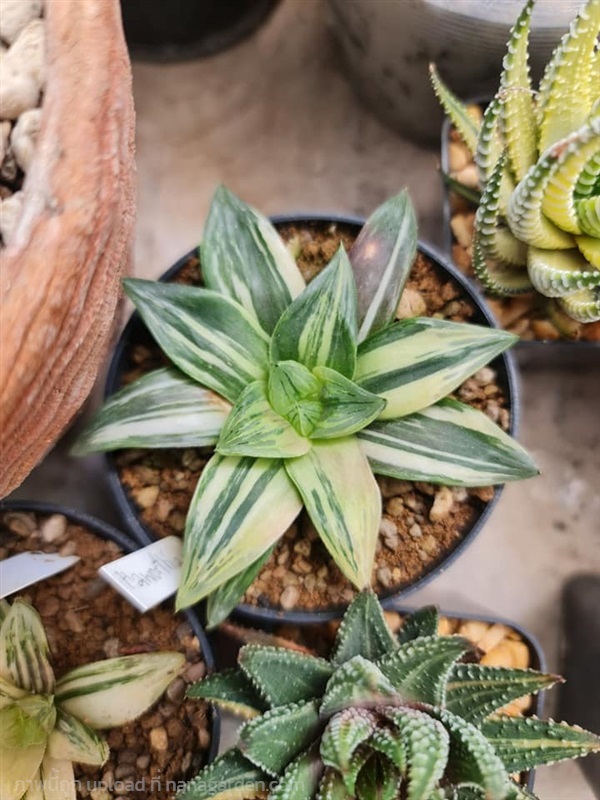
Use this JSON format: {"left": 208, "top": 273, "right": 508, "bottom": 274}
{"left": 0, "top": 510, "right": 212, "bottom": 800}
{"left": 116, "top": 221, "right": 509, "bottom": 612}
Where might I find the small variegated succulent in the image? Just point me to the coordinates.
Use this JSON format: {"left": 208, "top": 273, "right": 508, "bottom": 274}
{"left": 181, "top": 592, "right": 600, "bottom": 800}
{"left": 432, "top": 0, "right": 600, "bottom": 323}
{"left": 75, "top": 187, "right": 537, "bottom": 626}
{"left": 0, "top": 598, "right": 184, "bottom": 800}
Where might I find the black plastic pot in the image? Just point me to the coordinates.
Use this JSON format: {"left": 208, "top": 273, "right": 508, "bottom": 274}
{"left": 104, "top": 214, "right": 521, "bottom": 625}
{"left": 0, "top": 500, "right": 220, "bottom": 767}
{"left": 441, "top": 99, "right": 600, "bottom": 368}
{"left": 120, "top": 0, "right": 279, "bottom": 62}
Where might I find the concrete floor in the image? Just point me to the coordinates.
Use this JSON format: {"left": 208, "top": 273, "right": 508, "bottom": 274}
{"left": 13, "top": 1, "right": 599, "bottom": 797}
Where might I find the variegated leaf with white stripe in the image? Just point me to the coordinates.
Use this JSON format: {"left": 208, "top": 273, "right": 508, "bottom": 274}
{"left": 271, "top": 246, "right": 358, "bottom": 378}
{"left": 0, "top": 599, "right": 54, "bottom": 695}
{"left": 354, "top": 318, "right": 517, "bottom": 419}
{"left": 201, "top": 186, "right": 305, "bottom": 334}
{"left": 72, "top": 368, "right": 231, "bottom": 455}
{"left": 123, "top": 279, "right": 270, "bottom": 403}
{"left": 46, "top": 709, "right": 109, "bottom": 766}
{"left": 206, "top": 547, "right": 275, "bottom": 630}
{"left": 310, "top": 367, "right": 386, "bottom": 439}
{"left": 284, "top": 437, "right": 381, "bottom": 589}
{"left": 358, "top": 398, "right": 538, "bottom": 486}
{"left": 350, "top": 191, "right": 418, "bottom": 342}
{"left": 177, "top": 455, "right": 303, "bottom": 609}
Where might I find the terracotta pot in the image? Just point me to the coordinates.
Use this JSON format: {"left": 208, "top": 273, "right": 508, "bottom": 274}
{"left": 0, "top": 0, "right": 136, "bottom": 497}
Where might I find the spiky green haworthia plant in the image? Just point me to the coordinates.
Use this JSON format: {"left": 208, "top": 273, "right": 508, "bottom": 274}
{"left": 180, "top": 592, "right": 600, "bottom": 800}
{"left": 432, "top": 0, "right": 600, "bottom": 323}
{"left": 74, "top": 187, "right": 537, "bottom": 626}
{"left": 0, "top": 598, "right": 185, "bottom": 800}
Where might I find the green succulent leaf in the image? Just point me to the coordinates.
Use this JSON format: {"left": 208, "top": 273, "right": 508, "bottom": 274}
{"left": 384, "top": 707, "right": 449, "bottom": 800}
{"left": 429, "top": 64, "right": 480, "bottom": 154}
{"left": 472, "top": 230, "right": 534, "bottom": 296}
{"left": 239, "top": 700, "right": 322, "bottom": 776}
{"left": 369, "top": 728, "right": 406, "bottom": 773}
{"left": 201, "top": 186, "right": 306, "bottom": 334}
{"left": 397, "top": 606, "right": 440, "bottom": 644}
{"left": 268, "top": 360, "right": 323, "bottom": 437}
{"left": 349, "top": 190, "right": 418, "bottom": 341}
{"left": 0, "top": 599, "right": 55, "bottom": 694}
{"left": 284, "top": 437, "right": 381, "bottom": 590}
{"left": 445, "top": 663, "right": 560, "bottom": 724}
{"left": 310, "top": 367, "right": 386, "bottom": 439}
{"left": 205, "top": 547, "right": 275, "bottom": 630}
{"left": 216, "top": 381, "right": 311, "bottom": 458}
{"left": 341, "top": 747, "right": 372, "bottom": 796}
{"left": 442, "top": 171, "right": 482, "bottom": 206}
{"left": 55, "top": 652, "right": 185, "bottom": 730}
{"left": 359, "top": 398, "right": 538, "bottom": 486}
{"left": 177, "top": 750, "right": 270, "bottom": 800}
{"left": 354, "top": 318, "right": 516, "bottom": 419}
{"left": 331, "top": 591, "right": 398, "bottom": 666}
{"left": 377, "top": 636, "right": 471, "bottom": 707}
{"left": 123, "top": 279, "right": 270, "bottom": 404}
{"left": 177, "top": 455, "right": 302, "bottom": 609}
{"left": 320, "top": 656, "right": 398, "bottom": 718}
{"left": 480, "top": 715, "right": 600, "bottom": 772}
{"left": 433, "top": 709, "right": 509, "bottom": 800}
{"left": 0, "top": 675, "right": 27, "bottom": 711}
{"left": 39, "top": 757, "right": 76, "bottom": 800}
{"left": 318, "top": 769, "right": 353, "bottom": 800}
{"left": 46, "top": 708, "right": 109, "bottom": 766}
{"left": 0, "top": 600, "right": 9, "bottom": 626}
{"left": 527, "top": 247, "right": 600, "bottom": 298}
{"left": 505, "top": 780, "right": 541, "bottom": 800}
{"left": 240, "top": 645, "right": 334, "bottom": 707}
{"left": 270, "top": 245, "right": 358, "bottom": 378}
{"left": 1, "top": 740, "right": 46, "bottom": 800}
{"left": 355, "top": 754, "right": 400, "bottom": 800}
{"left": 186, "top": 668, "right": 267, "bottom": 719}
{"left": 271, "top": 746, "right": 324, "bottom": 800}
{"left": 320, "top": 708, "right": 376, "bottom": 775}
{"left": 0, "top": 703, "right": 50, "bottom": 749}
{"left": 72, "top": 367, "right": 231, "bottom": 455}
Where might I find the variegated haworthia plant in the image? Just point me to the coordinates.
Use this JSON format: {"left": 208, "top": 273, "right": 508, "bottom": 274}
{"left": 74, "top": 187, "right": 537, "bottom": 626}
{"left": 0, "top": 598, "right": 185, "bottom": 800}
{"left": 431, "top": 0, "right": 600, "bottom": 323}
{"left": 180, "top": 592, "right": 600, "bottom": 800}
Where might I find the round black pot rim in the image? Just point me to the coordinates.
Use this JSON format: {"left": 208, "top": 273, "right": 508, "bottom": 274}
{"left": 104, "top": 213, "right": 521, "bottom": 627}
{"left": 0, "top": 499, "right": 221, "bottom": 767}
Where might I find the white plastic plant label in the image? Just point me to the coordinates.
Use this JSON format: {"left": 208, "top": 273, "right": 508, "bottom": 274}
{"left": 99, "top": 536, "right": 183, "bottom": 613}
{"left": 0, "top": 552, "right": 80, "bottom": 598}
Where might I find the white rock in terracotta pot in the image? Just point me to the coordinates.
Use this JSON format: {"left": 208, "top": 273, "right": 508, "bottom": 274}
{"left": 10, "top": 107, "right": 41, "bottom": 171}
{"left": 0, "top": 0, "right": 43, "bottom": 45}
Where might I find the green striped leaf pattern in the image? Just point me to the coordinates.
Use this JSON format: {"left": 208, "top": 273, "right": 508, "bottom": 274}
{"left": 271, "top": 246, "right": 358, "bottom": 379}
{"left": 216, "top": 381, "right": 311, "bottom": 458}
{"left": 331, "top": 591, "right": 397, "bottom": 666}
{"left": 178, "top": 750, "right": 270, "bottom": 800}
{"left": 177, "top": 455, "right": 302, "bottom": 608}
{"left": 0, "top": 600, "right": 54, "bottom": 695}
{"left": 359, "top": 398, "right": 538, "bottom": 486}
{"left": 46, "top": 709, "right": 109, "bottom": 766}
{"left": 284, "top": 437, "right": 381, "bottom": 590}
{"left": 240, "top": 646, "right": 333, "bottom": 707}
{"left": 354, "top": 318, "right": 516, "bottom": 419}
{"left": 186, "top": 669, "right": 266, "bottom": 719}
{"left": 311, "top": 367, "right": 386, "bottom": 439}
{"left": 72, "top": 368, "right": 231, "bottom": 455}
{"left": 268, "top": 360, "right": 323, "bottom": 436}
{"left": 349, "top": 191, "right": 418, "bottom": 342}
{"left": 205, "top": 547, "right": 275, "bottom": 630}
{"left": 123, "top": 279, "right": 270, "bottom": 403}
{"left": 201, "top": 186, "right": 305, "bottom": 334}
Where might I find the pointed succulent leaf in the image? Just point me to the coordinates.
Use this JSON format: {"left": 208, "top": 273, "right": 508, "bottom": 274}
{"left": 341, "top": 747, "right": 372, "bottom": 795}
{"left": 429, "top": 64, "right": 480, "bottom": 154}
{"left": 72, "top": 367, "right": 231, "bottom": 455}
{"left": 177, "top": 455, "right": 302, "bottom": 609}
{"left": 354, "top": 318, "right": 516, "bottom": 419}
{"left": 528, "top": 247, "right": 600, "bottom": 298}
{"left": 270, "top": 245, "right": 358, "bottom": 378}
{"left": 349, "top": 190, "right": 418, "bottom": 341}
{"left": 123, "top": 279, "right": 270, "bottom": 404}
{"left": 442, "top": 172, "right": 482, "bottom": 205}
{"left": 505, "top": 780, "right": 541, "bottom": 800}
{"left": 383, "top": 707, "right": 449, "bottom": 800}
{"left": 433, "top": 709, "right": 509, "bottom": 800}
{"left": 0, "top": 675, "right": 27, "bottom": 709}
{"left": 271, "top": 746, "right": 324, "bottom": 800}
{"left": 397, "top": 606, "right": 440, "bottom": 645}
{"left": 205, "top": 547, "right": 275, "bottom": 630}
{"left": 499, "top": 0, "right": 537, "bottom": 181}
{"left": 46, "top": 708, "right": 109, "bottom": 766}
{"left": 475, "top": 95, "right": 504, "bottom": 188}
{"left": 268, "top": 360, "right": 323, "bottom": 437}
{"left": 320, "top": 708, "right": 376, "bottom": 774}
{"left": 186, "top": 668, "right": 267, "bottom": 719}
{"left": 377, "top": 636, "right": 470, "bottom": 706}
{"left": 310, "top": 366, "right": 386, "bottom": 439}
{"left": 355, "top": 755, "right": 400, "bottom": 800}
{"left": 39, "top": 757, "right": 76, "bottom": 800}
{"left": 331, "top": 591, "right": 398, "bottom": 666}
{"left": 359, "top": 398, "right": 538, "bottom": 487}
{"left": 472, "top": 231, "right": 534, "bottom": 296}
{"left": 201, "top": 186, "right": 306, "bottom": 334}
{"left": 178, "top": 750, "right": 270, "bottom": 800}
{"left": 558, "top": 286, "right": 600, "bottom": 322}
{"left": 318, "top": 769, "right": 353, "bottom": 800}
{"left": 0, "top": 703, "right": 50, "bottom": 748}
{"left": 239, "top": 700, "right": 322, "bottom": 776}
{"left": 480, "top": 715, "right": 600, "bottom": 772}
{"left": 0, "top": 741, "right": 45, "bottom": 800}
{"left": 369, "top": 727, "right": 406, "bottom": 773}
{"left": 285, "top": 437, "right": 381, "bottom": 590}
{"left": 55, "top": 652, "right": 185, "bottom": 729}
{"left": 240, "top": 645, "right": 333, "bottom": 707}
{"left": 445, "top": 663, "right": 560, "bottom": 724}
{"left": 216, "top": 381, "right": 311, "bottom": 458}
{"left": 0, "top": 599, "right": 54, "bottom": 694}
{"left": 320, "top": 656, "right": 398, "bottom": 717}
